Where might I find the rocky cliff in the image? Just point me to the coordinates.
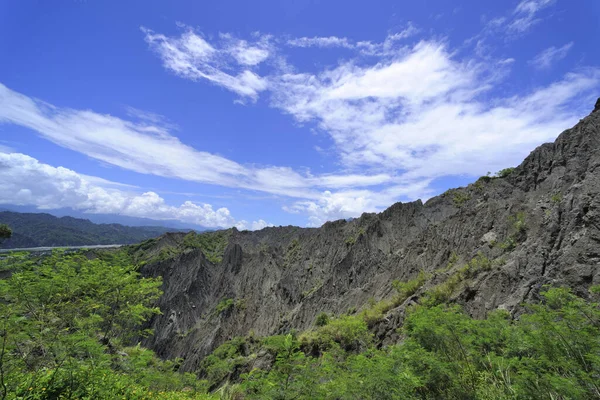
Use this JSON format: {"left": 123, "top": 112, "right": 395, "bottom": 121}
{"left": 137, "top": 101, "right": 600, "bottom": 372}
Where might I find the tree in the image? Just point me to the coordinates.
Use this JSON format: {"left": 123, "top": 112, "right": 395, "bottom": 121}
{"left": 0, "top": 250, "right": 171, "bottom": 398}
{"left": 0, "top": 224, "right": 11, "bottom": 242}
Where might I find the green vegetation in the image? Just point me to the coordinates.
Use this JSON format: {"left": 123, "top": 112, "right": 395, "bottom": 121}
{"left": 302, "top": 279, "right": 323, "bottom": 298}
{"left": 452, "top": 191, "right": 471, "bottom": 207}
{"left": 551, "top": 192, "right": 562, "bottom": 203}
{"left": 283, "top": 238, "right": 301, "bottom": 269}
{"left": 423, "top": 252, "right": 495, "bottom": 306}
{"left": 314, "top": 312, "right": 330, "bottom": 327}
{"left": 499, "top": 212, "right": 527, "bottom": 250}
{"left": 474, "top": 167, "right": 515, "bottom": 189}
{"left": 183, "top": 230, "right": 232, "bottom": 264}
{"left": 345, "top": 227, "right": 365, "bottom": 246}
{"left": 0, "top": 224, "right": 11, "bottom": 241}
{"left": 237, "top": 285, "right": 600, "bottom": 399}
{"left": 496, "top": 167, "right": 516, "bottom": 178}
{"left": 0, "top": 251, "right": 213, "bottom": 399}
{"left": 214, "top": 298, "right": 246, "bottom": 316}
{"left": 200, "top": 337, "right": 249, "bottom": 387}
{"left": 3, "top": 249, "right": 600, "bottom": 399}
{"left": 392, "top": 270, "right": 430, "bottom": 303}
{"left": 216, "top": 298, "right": 236, "bottom": 314}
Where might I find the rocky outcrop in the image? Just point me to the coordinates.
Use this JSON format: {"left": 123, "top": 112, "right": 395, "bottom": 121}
{"left": 140, "top": 102, "right": 600, "bottom": 372}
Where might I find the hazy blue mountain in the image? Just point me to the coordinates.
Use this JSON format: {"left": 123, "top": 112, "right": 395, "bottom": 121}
{"left": 0, "top": 205, "right": 208, "bottom": 231}
{"left": 0, "top": 211, "right": 192, "bottom": 249}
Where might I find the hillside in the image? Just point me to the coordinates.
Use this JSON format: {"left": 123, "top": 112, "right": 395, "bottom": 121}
{"left": 0, "top": 211, "right": 184, "bottom": 249}
{"left": 131, "top": 100, "right": 600, "bottom": 373}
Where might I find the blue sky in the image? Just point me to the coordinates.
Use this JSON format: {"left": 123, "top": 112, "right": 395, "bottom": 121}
{"left": 0, "top": 0, "right": 598, "bottom": 229}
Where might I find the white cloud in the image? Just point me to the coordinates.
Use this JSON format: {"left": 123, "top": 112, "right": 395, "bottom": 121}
{"left": 529, "top": 42, "right": 573, "bottom": 69}
{"left": 219, "top": 32, "right": 272, "bottom": 66}
{"left": 478, "top": 0, "right": 555, "bottom": 41}
{"left": 0, "top": 83, "right": 389, "bottom": 203}
{"left": 325, "top": 42, "right": 473, "bottom": 102}
{"left": 0, "top": 152, "right": 241, "bottom": 228}
{"left": 2, "top": 17, "right": 597, "bottom": 227}
{"left": 509, "top": 0, "right": 556, "bottom": 34}
{"left": 287, "top": 36, "right": 354, "bottom": 49}
{"left": 286, "top": 180, "right": 433, "bottom": 227}
{"left": 286, "top": 23, "right": 419, "bottom": 55}
{"left": 235, "top": 219, "right": 274, "bottom": 231}
{"left": 269, "top": 39, "right": 599, "bottom": 188}
{"left": 142, "top": 27, "right": 269, "bottom": 99}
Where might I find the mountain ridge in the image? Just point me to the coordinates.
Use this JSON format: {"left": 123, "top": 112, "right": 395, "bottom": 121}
{"left": 0, "top": 211, "right": 189, "bottom": 249}
{"left": 0, "top": 204, "right": 209, "bottom": 230}
{"left": 128, "top": 100, "right": 600, "bottom": 372}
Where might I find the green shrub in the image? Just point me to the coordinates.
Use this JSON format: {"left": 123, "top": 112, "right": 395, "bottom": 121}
{"left": 0, "top": 223, "right": 12, "bottom": 240}
{"left": 200, "top": 337, "right": 248, "bottom": 386}
{"left": 551, "top": 192, "right": 562, "bottom": 203}
{"left": 498, "top": 212, "right": 527, "bottom": 251}
{"left": 300, "top": 315, "right": 372, "bottom": 353}
{"left": 496, "top": 167, "right": 515, "bottom": 178}
{"left": 182, "top": 230, "right": 232, "bottom": 264}
{"left": 392, "top": 270, "right": 431, "bottom": 305}
{"left": 216, "top": 298, "right": 236, "bottom": 314}
{"left": 452, "top": 191, "right": 471, "bottom": 207}
{"left": 423, "top": 253, "right": 493, "bottom": 306}
{"left": 315, "top": 312, "right": 330, "bottom": 327}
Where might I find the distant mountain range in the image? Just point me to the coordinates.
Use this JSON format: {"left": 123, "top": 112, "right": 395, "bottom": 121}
{"left": 0, "top": 205, "right": 208, "bottom": 230}
{"left": 0, "top": 211, "right": 193, "bottom": 249}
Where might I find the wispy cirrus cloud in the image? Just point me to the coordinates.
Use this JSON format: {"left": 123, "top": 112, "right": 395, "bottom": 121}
{"left": 0, "top": 83, "right": 394, "bottom": 203}
{"left": 481, "top": 0, "right": 556, "bottom": 37}
{"left": 286, "top": 22, "right": 419, "bottom": 56}
{"left": 287, "top": 36, "right": 354, "bottom": 49}
{"left": 529, "top": 42, "right": 573, "bottom": 69}
{"left": 509, "top": 0, "right": 556, "bottom": 33}
{"left": 142, "top": 26, "right": 270, "bottom": 99}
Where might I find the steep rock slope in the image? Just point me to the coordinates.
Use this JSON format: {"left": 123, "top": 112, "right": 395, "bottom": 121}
{"left": 139, "top": 103, "right": 600, "bottom": 372}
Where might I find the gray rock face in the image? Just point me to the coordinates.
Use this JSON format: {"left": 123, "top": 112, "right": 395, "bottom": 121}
{"left": 140, "top": 106, "right": 600, "bottom": 372}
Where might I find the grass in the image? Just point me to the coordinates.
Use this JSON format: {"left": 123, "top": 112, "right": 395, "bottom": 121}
{"left": 182, "top": 230, "right": 232, "bottom": 264}
{"left": 551, "top": 192, "right": 562, "bottom": 203}
{"left": 452, "top": 191, "right": 471, "bottom": 207}
{"left": 283, "top": 238, "right": 301, "bottom": 269}
{"left": 423, "top": 253, "right": 495, "bottom": 306}
{"left": 345, "top": 227, "right": 366, "bottom": 246}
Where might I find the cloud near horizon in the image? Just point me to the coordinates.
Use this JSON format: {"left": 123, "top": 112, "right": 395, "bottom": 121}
{"left": 1, "top": 4, "right": 599, "bottom": 227}
{"left": 0, "top": 152, "right": 269, "bottom": 230}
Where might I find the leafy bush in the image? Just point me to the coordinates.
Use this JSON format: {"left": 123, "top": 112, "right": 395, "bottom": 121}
{"left": 216, "top": 298, "right": 236, "bottom": 314}
{"left": 0, "top": 223, "right": 11, "bottom": 240}
{"left": 314, "top": 312, "right": 330, "bottom": 327}
{"left": 496, "top": 167, "right": 515, "bottom": 178}
{"left": 299, "top": 315, "right": 372, "bottom": 353}
{"left": 182, "top": 230, "right": 232, "bottom": 264}
{"left": 242, "top": 286, "right": 600, "bottom": 400}
{"left": 423, "top": 253, "right": 494, "bottom": 306}
{"left": 452, "top": 191, "right": 471, "bottom": 207}
{"left": 0, "top": 251, "right": 215, "bottom": 399}
{"left": 392, "top": 270, "right": 430, "bottom": 304}
{"left": 499, "top": 212, "right": 527, "bottom": 250}
{"left": 200, "top": 337, "right": 248, "bottom": 387}
{"left": 551, "top": 192, "right": 562, "bottom": 203}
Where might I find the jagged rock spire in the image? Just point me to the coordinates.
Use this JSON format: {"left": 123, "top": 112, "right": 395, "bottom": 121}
{"left": 595, "top": 97, "right": 600, "bottom": 113}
